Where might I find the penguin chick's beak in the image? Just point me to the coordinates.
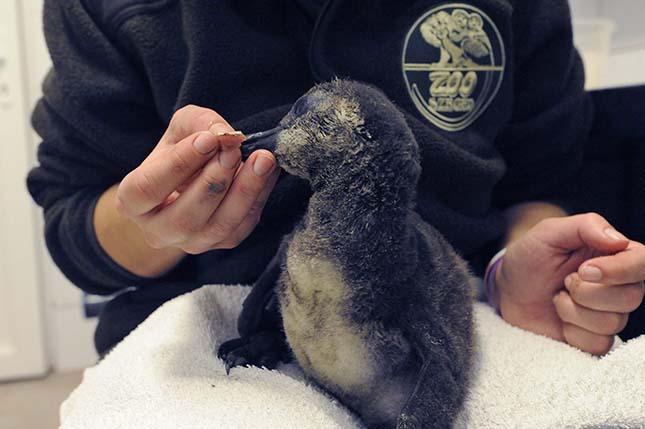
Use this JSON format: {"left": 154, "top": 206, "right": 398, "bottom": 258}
{"left": 241, "top": 126, "right": 282, "bottom": 160}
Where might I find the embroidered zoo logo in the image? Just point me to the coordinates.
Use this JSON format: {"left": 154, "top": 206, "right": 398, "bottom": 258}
{"left": 402, "top": 4, "right": 505, "bottom": 131}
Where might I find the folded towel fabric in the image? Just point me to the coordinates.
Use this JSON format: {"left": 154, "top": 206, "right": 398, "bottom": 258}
{"left": 60, "top": 285, "right": 645, "bottom": 428}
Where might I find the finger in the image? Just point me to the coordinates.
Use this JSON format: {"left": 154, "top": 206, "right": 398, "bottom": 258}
{"left": 578, "top": 241, "right": 645, "bottom": 285}
{"left": 205, "top": 150, "right": 277, "bottom": 243}
{"left": 160, "top": 104, "right": 233, "bottom": 146}
{"left": 534, "top": 213, "right": 629, "bottom": 255}
{"left": 176, "top": 169, "right": 203, "bottom": 193}
{"left": 564, "top": 272, "right": 645, "bottom": 313}
{"left": 218, "top": 167, "right": 282, "bottom": 248}
{"left": 562, "top": 322, "right": 614, "bottom": 356}
{"left": 118, "top": 131, "right": 243, "bottom": 216}
{"left": 149, "top": 148, "right": 242, "bottom": 245}
{"left": 553, "top": 291, "right": 628, "bottom": 336}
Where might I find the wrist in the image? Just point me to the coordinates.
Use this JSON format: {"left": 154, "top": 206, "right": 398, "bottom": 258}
{"left": 94, "top": 184, "right": 187, "bottom": 278}
{"left": 493, "top": 255, "right": 527, "bottom": 325}
{"left": 494, "top": 259, "right": 563, "bottom": 338}
{"left": 503, "top": 201, "right": 568, "bottom": 246}
{"left": 494, "top": 265, "right": 525, "bottom": 327}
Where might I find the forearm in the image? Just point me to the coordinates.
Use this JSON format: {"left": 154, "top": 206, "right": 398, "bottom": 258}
{"left": 93, "top": 184, "right": 187, "bottom": 278}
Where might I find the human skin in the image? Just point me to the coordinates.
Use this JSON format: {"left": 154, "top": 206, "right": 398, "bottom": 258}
{"left": 95, "top": 104, "right": 644, "bottom": 355}
{"left": 93, "top": 105, "right": 281, "bottom": 278}
{"left": 497, "top": 204, "right": 645, "bottom": 355}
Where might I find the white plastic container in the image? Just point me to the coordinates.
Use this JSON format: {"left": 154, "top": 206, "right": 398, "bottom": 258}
{"left": 572, "top": 19, "right": 616, "bottom": 90}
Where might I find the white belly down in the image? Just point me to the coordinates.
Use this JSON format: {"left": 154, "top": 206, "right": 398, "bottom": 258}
{"left": 279, "top": 247, "right": 417, "bottom": 424}
{"left": 281, "top": 253, "right": 378, "bottom": 394}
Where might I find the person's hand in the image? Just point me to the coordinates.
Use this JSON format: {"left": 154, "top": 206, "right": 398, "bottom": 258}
{"left": 116, "top": 105, "right": 281, "bottom": 254}
{"left": 495, "top": 213, "right": 645, "bottom": 355}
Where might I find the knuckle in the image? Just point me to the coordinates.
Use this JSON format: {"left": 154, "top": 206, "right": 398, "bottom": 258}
{"left": 133, "top": 171, "right": 161, "bottom": 205}
{"left": 168, "top": 148, "right": 193, "bottom": 176}
{"left": 207, "top": 218, "right": 237, "bottom": 240}
{"left": 553, "top": 294, "right": 571, "bottom": 320}
{"left": 566, "top": 276, "right": 581, "bottom": 299}
{"left": 608, "top": 265, "right": 628, "bottom": 282}
{"left": 214, "top": 239, "right": 240, "bottom": 250}
{"left": 563, "top": 324, "right": 612, "bottom": 356}
{"left": 238, "top": 182, "right": 262, "bottom": 201}
{"left": 536, "top": 217, "right": 560, "bottom": 233}
{"left": 168, "top": 214, "right": 202, "bottom": 236}
{"left": 194, "top": 108, "right": 219, "bottom": 128}
{"left": 181, "top": 243, "right": 206, "bottom": 255}
{"left": 622, "top": 285, "right": 645, "bottom": 312}
{"left": 230, "top": 229, "right": 246, "bottom": 245}
{"left": 601, "top": 312, "right": 626, "bottom": 334}
{"left": 616, "top": 313, "right": 629, "bottom": 333}
{"left": 582, "top": 212, "right": 605, "bottom": 225}
{"left": 173, "top": 104, "right": 199, "bottom": 122}
{"left": 174, "top": 105, "right": 219, "bottom": 132}
{"left": 588, "top": 337, "right": 613, "bottom": 356}
{"left": 246, "top": 200, "right": 265, "bottom": 219}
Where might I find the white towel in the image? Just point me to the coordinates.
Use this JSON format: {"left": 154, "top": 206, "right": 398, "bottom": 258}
{"left": 60, "top": 285, "right": 645, "bottom": 429}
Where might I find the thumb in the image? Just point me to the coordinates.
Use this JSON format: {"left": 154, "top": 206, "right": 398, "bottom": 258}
{"left": 536, "top": 213, "right": 629, "bottom": 254}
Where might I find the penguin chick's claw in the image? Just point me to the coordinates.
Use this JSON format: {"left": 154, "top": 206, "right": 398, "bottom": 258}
{"left": 218, "top": 336, "right": 250, "bottom": 374}
{"left": 396, "top": 413, "right": 421, "bottom": 429}
{"left": 217, "top": 331, "right": 289, "bottom": 374}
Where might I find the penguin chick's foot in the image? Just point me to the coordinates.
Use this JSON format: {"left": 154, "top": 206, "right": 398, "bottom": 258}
{"left": 217, "top": 330, "right": 291, "bottom": 374}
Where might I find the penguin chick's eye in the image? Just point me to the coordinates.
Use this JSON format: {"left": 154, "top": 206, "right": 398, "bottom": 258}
{"left": 355, "top": 125, "right": 373, "bottom": 141}
{"left": 292, "top": 93, "right": 326, "bottom": 118}
{"left": 292, "top": 97, "right": 310, "bottom": 117}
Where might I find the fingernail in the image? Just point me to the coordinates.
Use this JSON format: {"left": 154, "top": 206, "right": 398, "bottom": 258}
{"left": 209, "top": 122, "right": 232, "bottom": 134}
{"left": 564, "top": 275, "right": 572, "bottom": 288}
{"left": 580, "top": 265, "right": 602, "bottom": 282}
{"left": 194, "top": 132, "right": 217, "bottom": 154}
{"left": 604, "top": 228, "right": 627, "bottom": 241}
{"left": 215, "top": 130, "right": 243, "bottom": 137}
{"left": 253, "top": 155, "right": 275, "bottom": 176}
{"left": 219, "top": 149, "right": 241, "bottom": 169}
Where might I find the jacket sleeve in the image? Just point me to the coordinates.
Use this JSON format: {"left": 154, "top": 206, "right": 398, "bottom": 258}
{"left": 492, "top": 0, "right": 593, "bottom": 209}
{"left": 27, "top": 0, "right": 170, "bottom": 295}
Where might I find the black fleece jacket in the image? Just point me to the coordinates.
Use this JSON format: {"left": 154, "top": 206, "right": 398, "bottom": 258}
{"left": 28, "top": 0, "right": 597, "bottom": 355}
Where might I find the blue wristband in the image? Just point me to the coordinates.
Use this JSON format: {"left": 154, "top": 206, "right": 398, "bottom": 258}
{"left": 484, "top": 248, "right": 506, "bottom": 313}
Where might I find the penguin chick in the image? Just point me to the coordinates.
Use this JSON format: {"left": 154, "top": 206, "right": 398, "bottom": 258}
{"left": 219, "top": 80, "right": 475, "bottom": 428}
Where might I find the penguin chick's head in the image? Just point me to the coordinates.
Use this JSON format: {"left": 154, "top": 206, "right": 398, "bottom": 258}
{"left": 242, "top": 80, "right": 421, "bottom": 188}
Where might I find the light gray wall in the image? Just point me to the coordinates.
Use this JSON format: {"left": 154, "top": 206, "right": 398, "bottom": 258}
{"left": 570, "top": 0, "right": 645, "bottom": 50}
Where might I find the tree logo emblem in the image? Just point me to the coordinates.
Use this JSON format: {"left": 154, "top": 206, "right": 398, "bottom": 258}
{"left": 402, "top": 4, "right": 505, "bottom": 132}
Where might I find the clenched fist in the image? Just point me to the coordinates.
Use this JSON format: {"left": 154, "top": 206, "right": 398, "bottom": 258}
{"left": 495, "top": 213, "right": 645, "bottom": 355}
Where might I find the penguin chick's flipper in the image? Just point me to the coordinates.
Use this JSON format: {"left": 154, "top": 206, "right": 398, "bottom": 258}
{"left": 396, "top": 358, "right": 460, "bottom": 429}
{"left": 217, "top": 242, "right": 291, "bottom": 373}
{"left": 237, "top": 242, "right": 287, "bottom": 337}
{"left": 395, "top": 325, "right": 467, "bottom": 429}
